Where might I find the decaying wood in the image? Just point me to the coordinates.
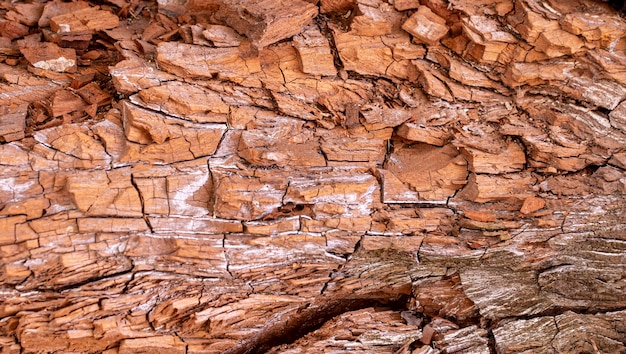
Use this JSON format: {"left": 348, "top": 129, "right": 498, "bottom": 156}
{"left": 0, "top": 0, "right": 625, "bottom": 353}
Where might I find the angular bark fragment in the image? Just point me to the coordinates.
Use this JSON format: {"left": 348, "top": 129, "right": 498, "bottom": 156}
{"left": 38, "top": 0, "right": 91, "bottom": 27}
{"left": 351, "top": 0, "right": 404, "bottom": 37}
{"left": 6, "top": 3, "right": 44, "bottom": 27}
{"left": 214, "top": 0, "right": 318, "bottom": 48}
{"left": 156, "top": 42, "right": 261, "bottom": 85}
{"left": 238, "top": 113, "right": 325, "bottom": 167}
{"left": 320, "top": 0, "right": 355, "bottom": 14}
{"left": 202, "top": 25, "right": 243, "bottom": 47}
{"left": 119, "top": 336, "right": 187, "bottom": 354}
{"left": 110, "top": 59, "right": 177, "bottom": 95}
{"left": 318, "top": 127, "right": 392, "bottom": 165}
{"left": 402, "top": 6, "right": 449, "bottom": 45}
{"left": 460, "top": 142, "right": 526, "bottom": 174}
{"left": 494, "top": 311, "right": 626, "bottom": 353}
{"left": 50, "top": 7, "right": 119, "bottom": 35}
{"left": 384, "top": 143, "right": 468, "bottom": 202}
{"left": 133, "top": 81, "right": 229, "bottom": 123}
{"left": 0, "top": 104, "right": 27, "bottom": 143}
{"left": 19, "top": 41, "right": 77, "bottom": 73}
{"left": 66, "top": 168, "right": 143, "bottom": 217}
{"left": 293, "top": 25, "right": 337, "bottom": 76}
{"left": 457, "top": 173, "right": 535, "bottom": 203}
{"left": 120, "top": 102, "right": 226, "bottom": 164}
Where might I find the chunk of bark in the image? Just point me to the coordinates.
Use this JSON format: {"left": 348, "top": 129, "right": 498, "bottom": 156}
{"left": 457, "top": 173, "right": 536, "bottom": 203}
{"left": 39, "top": 0, "right": 91, "bottom": 27}
{"left": 156, "top": 42, "right": 261, "bottom": 85}
{"left": 237, "top": 113, "right": 326, "bottom": 167}
{"left": 383, "top": 143, "right": 468, "bottom": 202}
{"left": 351, "top": 0, "right": 404, "bottom": 37}
{"left": 202, "top": 25, "right": 243, "bottom": 47}
{"left": 50, "top": 7, "right": 119, "bottom": 35}
{"left": 133, "top": 81, "right": 229, "bottom": 123}
{"left": 120, "top": 102, "right": 227, "bottom": 164}
{"left": 320, "top": 0, "right": 355, "bottom": 14}
{"left": 19, "top": 41, "right": 77, "bottom": 73}
{"left": 110, "top": 59, "right": 177, "bottom": 95}
{"left": 402, "top": 6, "right": 449, "bottom": 45}
{"left": 0, "top": 104, "right": 27, "bottom": 143}
{"left": 293, "top": 25, "right": 337, "bottom": 76}
{"left": 214, "top": 0, "right": 318, "bottom": 48}
{"left": 6, "top": 3, "right": 44, "bottom": 27}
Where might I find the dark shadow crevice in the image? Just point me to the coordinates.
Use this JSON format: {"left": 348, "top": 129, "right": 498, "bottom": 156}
{"left": 225, "top": 294, "right": 411, "bottom": 354}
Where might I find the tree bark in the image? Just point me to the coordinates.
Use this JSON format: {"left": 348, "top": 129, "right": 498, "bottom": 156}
{"left": 1, "top": 0, "right": 625, "bottom": 353}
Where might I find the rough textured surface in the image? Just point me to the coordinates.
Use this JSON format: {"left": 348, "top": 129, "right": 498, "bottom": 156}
{"left": 1, "top": 0, "right": 625, "bottom": 353}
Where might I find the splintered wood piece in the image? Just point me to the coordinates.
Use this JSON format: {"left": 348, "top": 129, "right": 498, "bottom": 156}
{"left": 120, "top": 101, "right": 227, "bottom": 164}
{"left": 413, "top": 60, "right": 453, "bottom": 101}
{"left": 293, "top": 25, "right": 337, "bottom": 76}
{"left": 142, "top": 22, "right": 167, "bottom": 43}
{"left": 351, "top": 0, "right": 404, "bottom": 36}
{"left": 66, "top": 169, "right": 143, "bottom": 217}
{"left": 560, "top": 13, "right": 626, "bottom": 46}
{"left": 39, "top": 0, "right": 91, "bottom": 27}
{"left": 494, "top": 311, "right": 626, "bottom": 353}
{"left": 134, "top": 81, "right": 229, "bottom": 123}
{"left": 237, "top": 114, "right": 326, "bottom": 167}
{"left": 0, "top": 37, "right": 19, "bottom": 56}
{"left": 202, "top": 24, "right": 243, "bottom": 47}
{"left": 0, "top": 104, "right": 27, "bottom": 142}
{"left": 33, "top": 123, "right": 111, "bottom": 166}
{"left": 320, "top": 0, "right": 355, "bottom": 14}
{"left": 384, "top": 143, "right": 468, "bottom": 202}
{"left": 76, "top": 82, "right": 112, "bottom": 106}
{"left": 19, "top": 41, "right": 77, "bottom": 73}
{"left": 460, "top": 142, "right": 527, "bottom": 174}
{"left": 457, "top": 173, "right": 536, "bottom": 203}
{"left": 520, "top": 196, "right": 546, "bottom": 214}
{"left": 50, "top": 89, "right": 86, "bottom": 117}
{"left": 110, "top": 59, "right": 177, "bottom": 95}
{"left": 447, "top": 57, "right": 499, "bottom": 88}
{"left": 266, "top": 308, "right": 421, "bottom": 352}
{"left": 534, "top": 29, "right": 584, "bottom": 58}
{"left": 396, "top": 122, "right": 451, "bottom": 146}
{"left": 360, "top": 105, "right": 412, "bottom": 131}
{"left": 609, "top": 100, "right": 626, "bottom": 133}
{"left": 50, "top": 7, "right": 119, "bottom": 35}
{"left": 211, "top": 170, "right": 288, "bottom": 220}
{"left": 215, "top": 0, "right": 318, "bottom": 48}
{"left": 157, "top": 0, "right": 190, "bottom": 17}
{"left": 119, "top": 336, "right": 186, "bottom": 354}
{"left": 332, "top": 26, "right": 394, "bottom": 77}
{"left": 402, "top": 6, "right": 449, "bottom": 45}
{"left": 6, "top": 3, "right": 44, "bottom": 27}
{"left": 394, "top": 0, "right": 420, "bottom": 11}
{"left": 0, "top": 19, "right": 30, "bottom": 39}
{"left": 318, "top": 127, "right": 392, "bottom": 165}
{"left": 156, "top": 42, "right": 261, "bottom": 85}
{"left": 507, "top": 0, "right": 560, "bottom": 43}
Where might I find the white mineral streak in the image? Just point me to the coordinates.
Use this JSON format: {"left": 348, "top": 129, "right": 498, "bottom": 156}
{"left": 0, "top": 177, "right": 37, "bottom": 202}
{"left": 32, "top": 57, "right": 75, "bottom": 73}
{"left": 170, "top": 171, "right": 209, "bottom": 216}
{"left": 57, "top": 24, "right": 71, "bottom": 33}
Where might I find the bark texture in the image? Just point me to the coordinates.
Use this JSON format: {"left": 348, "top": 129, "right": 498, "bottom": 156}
{"left": 1, "top": 0, "right": 625, "bottom": 353}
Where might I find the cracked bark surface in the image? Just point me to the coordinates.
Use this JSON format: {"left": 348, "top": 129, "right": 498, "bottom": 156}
{"left": 1, "top": 0, "right": 626, "bottom": 353}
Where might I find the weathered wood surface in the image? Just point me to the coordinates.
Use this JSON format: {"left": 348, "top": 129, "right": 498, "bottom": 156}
{"left": 1, "top": 0, "right": 625, "bottom": 353}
